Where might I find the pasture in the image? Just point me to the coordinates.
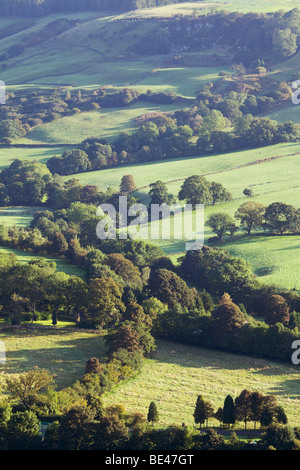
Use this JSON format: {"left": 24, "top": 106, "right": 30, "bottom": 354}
{"left": 103, "top": 339, "right": 300, "bottom": 428}
{"left": 0, "top": 327, "right": 106, "bottom": 390}
{"left": 19, "top": 102, "right": 183, "bottom": 145}
{"left": 70, "top": 141, "right": 300, "bottom": 291}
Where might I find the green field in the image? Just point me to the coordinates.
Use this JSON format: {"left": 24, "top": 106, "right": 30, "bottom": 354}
{"left": 1, "top": 330, "right": 299, "bottom": 428}
{"left": 103, "top": 339, "right": 300, "bottom": 428}
{"left": 0, "top": 245, "right": 85, "bottom": 278}
{"left": 18, "top": 102, "right": 183, "bottom": 145}
{"left": 69, "top": 141, "right": 300, "bottom": 290}
{"left": 0, "top": 327, "right": 106, "bottom": 389}
{"left": 0, "top": 146, "right": 71, "bottom": 170}
{"left": 121, "top": 1, "right": 298, "bottom": 18}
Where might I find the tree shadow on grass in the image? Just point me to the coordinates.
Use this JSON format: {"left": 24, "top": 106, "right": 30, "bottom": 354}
{"left": 0, "top": 328, "right": 107, "bottom": 389}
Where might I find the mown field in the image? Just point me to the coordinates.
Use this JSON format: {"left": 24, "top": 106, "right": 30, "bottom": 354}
{"left": 0, "top": 330, "right": 298, "bottom": 428}
{"left": 0, "top": 327, "right": 106, "bottom": 390}
{"left": 103, "top": 339, "right": 300, "bottom": 428}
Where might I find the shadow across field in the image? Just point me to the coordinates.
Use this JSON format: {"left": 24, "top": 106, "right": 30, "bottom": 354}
{"left": 151, "top": 339, "right": 300, "bottom": 397}
{"left": 0, "top": 328, "right": 107, "bottom": 389}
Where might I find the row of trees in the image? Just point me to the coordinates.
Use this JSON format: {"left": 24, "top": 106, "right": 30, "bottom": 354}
{"left": 0, "top": 159, "right": 113, "bottom": 208}
{"left": 46, "top": 112, "right": 298, "bottom": 176}
{"left": 0, "top": 87, "right": 181, "bottom": 143}
{"left": 206, "top": 201, "right": 300, "bottom": 241}
{"left": 194, "top": 390, "right": 287, "bottom": 430}
{"left": 1, "top": 367, "right": 298, "bottom": 450}
{"left": 138, "top": 9, "right": 300, "bottom": 63}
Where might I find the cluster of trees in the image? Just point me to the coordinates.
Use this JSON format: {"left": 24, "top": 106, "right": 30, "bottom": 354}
{"left": 194, "top": 390, "right": 287, "bottom": 430}
{"left": 0, "top": 366, "right": 298, "bottom": 450}
{"left": 137, "top": 9, "right": 300, "bottom": 63}
{"left": 0, "top": 87, "right": 184, "bottom": 143}
{"left": 0, "top": 160, "right": 114, "bottom": 208}
{"left": 46, "top": 91, "right": 297, "bottom": 176}
{"left": 153, "top": 284, "right": 300, "bottom": 362}
{"left": 206, "top": 201, "right": 300, "bottom": 241}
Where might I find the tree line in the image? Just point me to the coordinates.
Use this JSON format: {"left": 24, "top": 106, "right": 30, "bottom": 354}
{"left": 0, "top": 366, "right": 299, "bottom": 450}
{"left": 0, "top": 0, "right": 188, "bottom": 17}
{"left": 206, "top": 200, "right": 300, "bottom": 241}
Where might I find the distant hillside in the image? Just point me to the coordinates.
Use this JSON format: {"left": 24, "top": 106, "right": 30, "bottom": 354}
{"left": 0, "top": 0, "right": 196, "bottom": 17}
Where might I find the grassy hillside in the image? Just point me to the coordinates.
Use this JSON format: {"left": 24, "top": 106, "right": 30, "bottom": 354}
{"left": 18, "top": 102, "right": 183, "bottom": 145}
{"left": 0, "top": 327, "right": 106, "bottom": 390}
{"left": 0, "top": 147, "right": 71, "bottom": 170}
{"left": 70, "top": 141, "right": 300, "bottom": 290}
{"left": 122, "top": 1, "right": 299, "bottom": 18}
{"left": 103, "top": 339, "right": 300, "bottom": 427}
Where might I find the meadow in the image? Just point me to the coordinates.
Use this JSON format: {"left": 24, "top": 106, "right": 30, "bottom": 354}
{"left": 0, "top": 245, "right": 85, "bottom": 278}
{"left": 19, "top": 102, "right": 183, "bottom": 145}
{"left": 69, "top": 141, "right": 300, "bottom": 290}
{"left": 0, "top": 327, "right": 106, "bottom": 390}
{"left": 0, "top": 146, "right": 70, "bottom": 169}
{"left": 103, "top": 339, "right": 300, "bottom": 428}
{"left": 121, "top": 1, "right": 298, "bottom": 18}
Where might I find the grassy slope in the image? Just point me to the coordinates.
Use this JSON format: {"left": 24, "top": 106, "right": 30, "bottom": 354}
{"left": 121, "top": 1, "right": 297, "bottom": 18}
{"left": 18, "top": 102, "right": 183, "bottom": 145}
{"left": 103, "top": 339, "right": 300, "bottom": 428}
{"left": 0, "top": 147, "right": 71, "bottom": 170}
{"left": 0, "top": 328, "right": 106, "bottom": 389}
{"left": 0, "top": 246, "right": 85, "bottom": 277}
{"left": 71, "top": 141, "right": 300, "bottom": 290}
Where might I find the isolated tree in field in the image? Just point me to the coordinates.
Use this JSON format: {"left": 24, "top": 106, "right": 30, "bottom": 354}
{"left": 243, "top": 187, "right": 253, "bottom": 198}
{"left": 120, "top": 175, "right": 136, "bottom": 194}
{"left": 205, "top": 212, "right": 237, "bottom": 241}
{"left": 235, "top": 201, "right": 265, "bottom": 235}
{"left": 147, "top": 402, "right": 159, "bottom": 426}
{"left": 223, "top": 395, "right": 235, "bottom": 428}
{"left": 5, "top": 369, "right": 55, "bottom": 410}
{"left": 178, "top": 175, "right": 212, "bottom": 207}
{"left": 264, "top": 294, "right": 290, "bottom": 326}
